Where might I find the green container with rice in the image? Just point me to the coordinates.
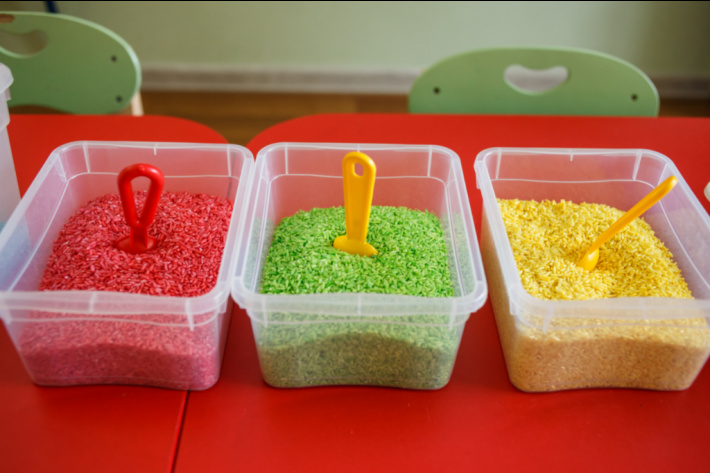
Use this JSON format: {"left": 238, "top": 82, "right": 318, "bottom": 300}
{"left": 231, "top": 143, "right": 487, "bottom": 389}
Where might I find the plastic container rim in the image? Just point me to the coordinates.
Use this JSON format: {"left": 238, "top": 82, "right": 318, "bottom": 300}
{"left": 0, "top": 140, "right": 255, "bottom": 325}
{"left": 230, "top": 141, "right": 489, "bottom": 320}
{"left": 474, "top": 146, "right": 710, "bottom": 322}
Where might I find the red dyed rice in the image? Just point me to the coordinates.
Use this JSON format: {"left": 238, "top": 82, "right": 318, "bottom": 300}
{"left": 19, "top": 309, "right": 231, "bottom": 390}
{"left": 40, "top": 191, "right": 233, "bottom": 297}
{"left": 19, "top": 191, "right": 234, "bottom": 390}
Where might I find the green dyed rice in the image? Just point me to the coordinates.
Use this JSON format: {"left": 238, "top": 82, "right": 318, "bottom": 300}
{"left": 256, "top": 205, "right": 459, "bottom": 389}
{"left": 261, "top": 206, "right": 453, "bottom": 297}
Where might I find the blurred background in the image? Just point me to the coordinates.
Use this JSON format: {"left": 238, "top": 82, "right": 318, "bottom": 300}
{"left": 1, "top": 1, "right": 709, "bottom": 144}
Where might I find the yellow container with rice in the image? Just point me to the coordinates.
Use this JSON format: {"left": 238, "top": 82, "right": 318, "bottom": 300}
{"left": 475, "top": 148, "right": 710, "bottom": 392}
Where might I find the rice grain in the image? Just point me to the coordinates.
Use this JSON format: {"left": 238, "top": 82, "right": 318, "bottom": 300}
{"left": 485, "top": 199, "right": 710, "bottom": 391}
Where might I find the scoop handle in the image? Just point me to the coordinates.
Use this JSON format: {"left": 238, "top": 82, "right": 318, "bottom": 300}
{"left": 341, "top": 152, "right": 376, "bottom": 243}
{"left": 586, "top": 176, "right": 677, "bottom": 255}
{"left": 115, "top": 163, "right": 165, "bottom": 254}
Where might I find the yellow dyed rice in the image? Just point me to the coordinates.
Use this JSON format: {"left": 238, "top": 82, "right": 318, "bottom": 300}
{"left": 484, "top": 199, "right": 710, "bottom": 392}
{"left": 498, "top": 199, "right": 692, "bottom": 301}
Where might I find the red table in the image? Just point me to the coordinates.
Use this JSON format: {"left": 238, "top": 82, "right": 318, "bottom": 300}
{"left": 4, "top": 113, "right": 710, "bottom": 473}
{"left": 171, "top": 114, "right": 710, "bottom": 473}
{"left": 1, "top": 115, "right": 227, "bottom": 473}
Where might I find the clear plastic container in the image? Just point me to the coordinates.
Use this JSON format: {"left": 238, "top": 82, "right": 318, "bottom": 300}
{"left": 0, "top": 63, "right": 20, "bottom": 232}
{"left": 231, "top": 143, "right": 487, "bottom": 389}
{"left": 475, "top": 147, "right": 710, "bottom": 392}
{"left": 0, "top": 141, "right": 254, "bottom": 390}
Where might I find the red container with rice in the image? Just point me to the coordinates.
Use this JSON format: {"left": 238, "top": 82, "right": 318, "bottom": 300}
{"left": 0, "top": 142, "right": 253, "bottom": 390}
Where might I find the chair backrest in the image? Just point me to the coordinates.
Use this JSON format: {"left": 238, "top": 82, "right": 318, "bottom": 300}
{"left": 408, "top": 47, "right": 659, "bottom": 116}
{"left": 0, "top": 12, "right": 141, "bottom": 114}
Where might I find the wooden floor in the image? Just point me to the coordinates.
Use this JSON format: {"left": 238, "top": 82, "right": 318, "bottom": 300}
{"left": 140, "top": 92, "right": 710, "bottom": 146}
{"left": 11, "top": 91, "right": 710, "bottom": 146}
{"left": 140, "top": 91, "right": 411, "bottom": 145}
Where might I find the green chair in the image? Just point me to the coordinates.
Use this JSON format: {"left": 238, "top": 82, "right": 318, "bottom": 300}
{"left": 408, "top": 47, "right": 659, "bottom": 116}
{"left": 0, "top": 11, "right": 142, "bottom": 115}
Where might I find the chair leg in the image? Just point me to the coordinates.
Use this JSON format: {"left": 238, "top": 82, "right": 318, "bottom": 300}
{"left": 130, "top": 93, "right": 144, "bottom": 116}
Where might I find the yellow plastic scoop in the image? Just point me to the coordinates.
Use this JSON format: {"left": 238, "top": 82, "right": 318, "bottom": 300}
{"left": 577, "top": 176, "right": 677, "bottom": 271}
{"left": 333, "top": 151, "right": 378, "bottom": 256}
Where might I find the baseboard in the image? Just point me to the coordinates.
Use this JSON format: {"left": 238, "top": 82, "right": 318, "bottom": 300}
{"left": 141, "top": 64, "right": 710, "bottom": 99}
{"left": 141, "top": 64, "right": 421, "bottom": 95}
{"left": 651, "top": 75, "right": 710, "bottom": 100}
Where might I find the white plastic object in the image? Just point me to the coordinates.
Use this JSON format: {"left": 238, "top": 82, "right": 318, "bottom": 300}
{"left": 0, "top": 63, "right": 20, "bottom": 231}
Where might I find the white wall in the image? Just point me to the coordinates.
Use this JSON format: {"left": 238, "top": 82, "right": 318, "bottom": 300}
{"left": 1, "top": 1, "right": 709, "bottom": 96}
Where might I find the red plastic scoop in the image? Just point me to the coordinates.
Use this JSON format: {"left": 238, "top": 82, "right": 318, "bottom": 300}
{"left": 115, "top": 163, "right": 165, "bottom": 254}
